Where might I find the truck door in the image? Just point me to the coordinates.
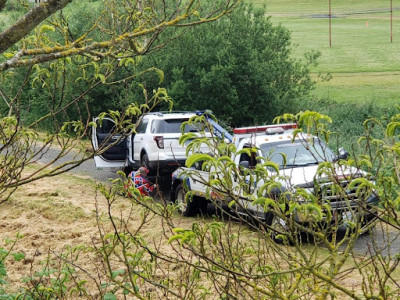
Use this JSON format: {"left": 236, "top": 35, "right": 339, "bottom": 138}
{"left": 190, "top": 161, "right": 210, "bottom": 196}
{"left": 132, "top": 117, "right": 149, "bottom": 163}
{"left": 92, "top": 117, "right": 127, "bottom": 168}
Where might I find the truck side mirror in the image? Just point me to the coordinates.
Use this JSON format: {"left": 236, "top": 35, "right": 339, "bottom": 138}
{"left": 337, "top": 147, "right": 349, "bottom": 160}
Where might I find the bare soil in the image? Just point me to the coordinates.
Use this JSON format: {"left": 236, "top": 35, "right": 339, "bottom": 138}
{"left": 0, "top": 166, "right": 195, "bottom": 297}
{"left": 1, "top": 172, "right": 102, "bottom": 290}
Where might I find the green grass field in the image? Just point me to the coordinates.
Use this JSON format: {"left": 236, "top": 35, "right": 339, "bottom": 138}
{"left": 253, "top": 0, "right": 400, "bottom": 106}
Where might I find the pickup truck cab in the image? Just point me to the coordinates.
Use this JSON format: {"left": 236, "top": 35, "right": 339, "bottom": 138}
{"left": 171, "top": 123, "right": 378, "bottom": 233}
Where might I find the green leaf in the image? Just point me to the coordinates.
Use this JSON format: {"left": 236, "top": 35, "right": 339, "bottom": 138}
{"left": 39, "top": 24, "right": 55, "bottom": 33}
{"left": 261, "top": 161, "right": 280, "bottom": 173}
{"left": 253, "top": 197, "right": 276, "bottom": 208}
{"left": 103, "top": 292, "right": 117, "bottom": 300}
{"left": 179, "top": 132, "right": 198, "bottom": 145}
{"left": 167, "top": 235, "right": 183, "bottom": 245}
{"left": 3, "top": 52, "right": 14, "bottom": 58}
{"left": 95, "top": 74, "right": 106, "bottom": 83}
{"left": 156, "top": 68, "right": 164, "bottom": 83}
{"left": 12, "top": 252, "right": 25, "bottom": 262}
{"left": 185, "top": 153, "right": 213, "bottom": 168}
{"left": 0, "top": 265, "right": 7, "bottom": 277}
{"left": 348, "top": 177, "right": 374, "bottom": 192}
{"left": 291, "top": 128, "right": 303, "bottom": 139}
{"left": 111, "top": 269, "right": 125, "bottom": 279}
{"left": 386, "top": 121, "right": 400, "bottom": 137}
{"left": 301, "top": 203, "right": 323, "bottom": 221}
{"left": 172, "top": 228, "right": 188, "bottom": 234}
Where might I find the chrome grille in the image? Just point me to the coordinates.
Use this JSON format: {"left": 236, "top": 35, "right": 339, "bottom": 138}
{"left": 316, "top": 180, "right": 368, "bottom": 205}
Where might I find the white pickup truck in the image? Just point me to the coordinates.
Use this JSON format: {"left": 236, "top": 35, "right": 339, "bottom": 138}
{"left": 170, "top": 123, "right": 378, "bottom": 233}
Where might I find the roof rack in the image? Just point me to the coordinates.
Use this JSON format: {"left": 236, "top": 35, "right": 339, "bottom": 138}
{"left": 145, "top": 111, "right": 198, "bottom": 117}
{"left": 233, "top": 123, "right": 297, "bottom": 135}
{"left": 144, "top": 110, "right": 214, "bottom": 116}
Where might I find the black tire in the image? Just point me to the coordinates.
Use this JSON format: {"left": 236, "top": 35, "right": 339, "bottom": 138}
{"left": 339, "top": 206, "right": 378, "bottom": 235}
{"left": 175, "top": 184, "right": 199, "bottom": 217}
{"left": 197, "top": 198, "right": 208, "bottom": 215}
{"left": 122, "top": 166, "right": 133, "bottom": 176}
{"left": 359, "top": 209, "right": 378, "bottom": 235}
{"left": 265, "top": 212, "right": 289, "bottom": 244}
{"left": 264, "top": 193, "right": 296, "bottom": 245}
{"left": 264, "top": 192, "right": 287, "bottom": 243}
{"left": 141, "top": 153, "right": 154, "bottom": 175}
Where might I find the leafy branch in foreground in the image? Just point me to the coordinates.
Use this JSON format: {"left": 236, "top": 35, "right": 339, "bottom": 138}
{"left": 7, "top": 110, "right": 398, "bottom": 299}
{"left": 0, "top": 0, "right": 240, "bottom": 72}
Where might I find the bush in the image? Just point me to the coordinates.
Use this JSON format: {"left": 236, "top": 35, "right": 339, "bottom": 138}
{"left": 296, "top": 98, "right": 398, "bottom": 152}
{"left": 130, "top": 2, "right": 319, "bottom": 127}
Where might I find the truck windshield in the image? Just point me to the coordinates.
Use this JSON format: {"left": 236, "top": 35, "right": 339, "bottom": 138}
{"left": 260, "top": 139, "right": 336, "bottom": 169}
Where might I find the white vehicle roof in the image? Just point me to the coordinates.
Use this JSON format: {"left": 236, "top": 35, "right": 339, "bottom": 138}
{"left": 233, "top": 123, "right": 299, "bottom": 147}
{"left": 252, "top": 131, "right": 298, "bottom": 145}
{"left": 144, "top": 111, "right": 197, "bottom": 120}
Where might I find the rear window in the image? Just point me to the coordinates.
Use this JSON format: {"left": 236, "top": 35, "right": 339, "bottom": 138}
{"left": 150, "top": 119, "right": 186, "bottom": 133}
{"left": 152, "top": 118, "right": 209, "bottom": 134}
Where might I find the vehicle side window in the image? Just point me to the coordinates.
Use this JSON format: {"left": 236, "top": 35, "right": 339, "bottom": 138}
{"left": 136, "top": 119, "right": 148, "bottom": 134}
{"left": 150, "top": 120, "right": 157, "bottom": 133}
{"left": 97, "top": 119, "right": 115, "bottom": 134}
{"left": 239, "top": 152, "right": 251, "bottom": 163}
{"left": 239, "top": 145, "right": 258, "bottom": 168}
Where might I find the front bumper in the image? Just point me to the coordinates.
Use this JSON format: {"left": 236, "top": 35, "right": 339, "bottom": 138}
{"left": 294, "top": 193, "right": 379, "bottom": 223}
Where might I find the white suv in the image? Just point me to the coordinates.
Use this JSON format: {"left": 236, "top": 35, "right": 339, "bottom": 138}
{"left": 132, "top": 112, "right": 202, "bottom": 174}
{"left": 92, "top": 111, "right": 208, "bottom": 175}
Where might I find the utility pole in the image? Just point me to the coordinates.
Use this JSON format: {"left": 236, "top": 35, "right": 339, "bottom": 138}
{"left": 329, "top": 0, "right": 332, "bottom": 47}
{"left": 390, "top": 0, "right": 393, "bottom": 42}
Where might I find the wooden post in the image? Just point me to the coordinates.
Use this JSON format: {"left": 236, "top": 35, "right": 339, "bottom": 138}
{"left": 329, "top": 0, "right": 332, "bottom": 47}
{"left": 391, "top": 0, "right": 393, "bottom": 42}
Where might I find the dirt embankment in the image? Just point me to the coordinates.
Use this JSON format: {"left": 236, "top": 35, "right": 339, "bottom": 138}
{"left": 0, "top": 167, "right": 192, "bottom": 297}
{"left": 1, "top": 173, "right": 103, "bottom": 289}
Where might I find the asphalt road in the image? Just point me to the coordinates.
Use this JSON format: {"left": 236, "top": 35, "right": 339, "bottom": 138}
{"left": 37, "top": 146, "right": 400, "bottom": 257}
{"left": 31, "top": 144, "right": 122, "bottom": 182}
{"left": 351, "top": 223, "right": 400, "bottom": 257}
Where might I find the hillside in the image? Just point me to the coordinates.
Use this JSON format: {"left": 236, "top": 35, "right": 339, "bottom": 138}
{"left": 257, "top": 0, "right": 400, "bottom": 105}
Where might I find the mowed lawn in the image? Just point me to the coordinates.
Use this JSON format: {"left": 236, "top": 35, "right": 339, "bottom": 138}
{"left": 253, "top": 0, "right": 400, "bottom": 106}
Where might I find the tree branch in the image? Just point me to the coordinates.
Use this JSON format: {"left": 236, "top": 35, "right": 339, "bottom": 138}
{"left": 0, "top": 12, "right": 186, "bottom": 72}
{"left": 0, "top": 0, "right": 73, "bottom": 53}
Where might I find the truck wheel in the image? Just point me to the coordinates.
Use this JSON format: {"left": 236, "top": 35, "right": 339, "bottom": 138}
{"left": 265, "top": 212, "right": 289, "bottom": 244}
{"left": 197, "top": 198, "right": 208, "bottom": 215}
{"left": 175, "top": 184, "right": 199, "bottom": 217}
{"left": 339, "top": 206, "right": 378, "bottom": 235}
{"left": 357, "top": 209, "right": 378, "bottom": 235}
{"left": 123, "top": 166, "right": 133, "bottom": 176}
{"left": 141, "top": 153, "right": 153, "bottom": 174}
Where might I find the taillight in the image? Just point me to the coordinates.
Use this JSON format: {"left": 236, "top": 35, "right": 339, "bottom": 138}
{"left": 154, "top": 136, "right": 164, "bottom": 149}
